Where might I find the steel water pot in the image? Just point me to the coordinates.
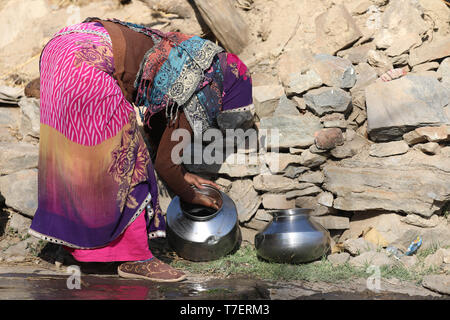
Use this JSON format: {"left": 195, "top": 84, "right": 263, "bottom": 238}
{"left": 254, "top": 209, "right": 330, "bottom": 264}
{"left": 166, "top": 185, "right": 241, "bottom": 262}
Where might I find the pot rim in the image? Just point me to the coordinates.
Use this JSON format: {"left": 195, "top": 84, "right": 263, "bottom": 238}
{"left": 180, "top": 184, "right": 223, "bottom": 221}
{"left": 270, "top": 208, "right": 313, "bottom": 219}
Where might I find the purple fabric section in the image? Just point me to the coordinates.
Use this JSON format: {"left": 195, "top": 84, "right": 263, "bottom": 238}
{"left": 189, "top": 52, "right": 253, "bottom": 129}
{"left": 220, "top": 53, "right": 253, "bottom": 111}
{"left": 31, "top": 184, "right": 151, "bottom": 248}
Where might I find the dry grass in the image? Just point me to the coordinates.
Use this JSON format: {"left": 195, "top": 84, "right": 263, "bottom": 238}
{"left": 169, "top": 243, "right": 449, "bottom": 284}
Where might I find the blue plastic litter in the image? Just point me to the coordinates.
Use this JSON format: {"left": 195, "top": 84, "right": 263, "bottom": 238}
{"left": 386, "top": 245, "right": 404, "bottom": 259}
{"left": 405, "top": 236, "right": 422, "bottom": 256}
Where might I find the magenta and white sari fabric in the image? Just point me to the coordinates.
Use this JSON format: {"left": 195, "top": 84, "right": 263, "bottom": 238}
{"left": 29, "top": 22, "right": 164, "bottom": 262}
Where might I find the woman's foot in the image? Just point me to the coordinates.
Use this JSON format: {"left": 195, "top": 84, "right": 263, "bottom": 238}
{"left": 117, "top": 257, "right": 186, "bottom": 282}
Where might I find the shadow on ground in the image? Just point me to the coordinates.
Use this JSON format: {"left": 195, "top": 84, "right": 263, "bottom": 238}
{"left": 36, "top": 237, "right": 184, "bottom": 276}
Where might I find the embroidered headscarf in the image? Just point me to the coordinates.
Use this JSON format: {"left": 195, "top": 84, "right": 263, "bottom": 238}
{"left": 107, "top": 19, "right": 223, "bottom": 124}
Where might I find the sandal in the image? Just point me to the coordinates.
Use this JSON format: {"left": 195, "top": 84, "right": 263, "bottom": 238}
{"left": 118, "top": 257, "right": 187, "bottom": 282}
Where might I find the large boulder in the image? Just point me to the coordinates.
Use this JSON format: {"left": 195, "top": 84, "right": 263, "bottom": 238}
{"left": 311, "top": 54, "right": 357, "bottom": 89}
{"left": 438, "top": 57, "right": 450, "bottom": 88}
{"left": 414, "top": 142, "right": 441, "bottom": 155}
{"left": 298, "top": 170, "right": 324, "bottom": 185}
{"left": 313, "top": 4, "right": 362, "bottom": 55}
{"left": 409, "top": 37, "right": 450, "bottom": 67}
{"left": 283, "top": 165, "right": 309, "bottom": 179}
{"left": 330, "top": 134, "right": 371, "bottom": 159}
{"left": 253, "top": 85, "right": 284, "bottom": 119}
{"left": 343, "top": 238, "right": 376, "bottom": 256}
{"left": 0, "top": 169, "right": 38, "bottom": 218}
{"left": 311, "top": 215, "right": 349, "bottom": 230}
{"left": 285, "top": 70, "right": 322, "bottom": 96}
{"left": 18, "top": 98, "right": 40, "bottom": 140}
{"left": 277, "top": 48, "right": 315, "bottom": 87}
{"left": 262, "top": 193, "right": 295, "bottom": 210}
{"left": 304, "top": 87, "right": 352, "bottom": 116}
{"left": 337, "top": 42, "right": 375, "bottom": 65}
{"left": 253, "top": 174, "right": 301, "bottom": 193}
{"left": 273, "top": 95, "right": 300, "bottom": 116}
{"left": 8, "top": 212, "right": 31, "bottom": 236}
{"left": 367, "top": 50, "right": 393, "bottom": 75}
{"left": 286, "top": 186, "right": 322, "bottom": 199}
{"left": 369, "top": 141, "right": 409, "bottom": 158}
{"left": 0, "top": 0, "right": 157, "bottom": 81}
{"left": 327, "top": 252, "right": 350, "bottom": 266}
{"left": 295, "top": 194, "right": 336, "bottom": 216}
{"left": 0, "top": 142, "right": 38, "bottom": 175}
{"left": 263, "top": 152, "right": 302, "bottom": 174}
{"left": 227, "top": 179, "right": 261, "bottom": 223}
{"left": 0, "top": 107, "right": 20, "bottom": 143}
{"left": 373, "top": 0, "right": 428, "bottom": 52}
{"left": 351, "top": 63, "right": 378, "bottom": 93}
{"left": 423, "top": 248, "right": 450, "bottom": 269}
{"left": 422, "top": 275, "right": 450, "bottom": 295}
{"left": 0, "top": 85, "right": 24, "bottom": 105}
{"left": 365, "top": 75, "right": 449, "bottom": 142}
{"left": 299, "top": 149, "right": 327, "bottom": 168}
{"left": 403, "top": 125, "right": 449, "bottom": 145}
{"left": 417, "top": 0, "right": 450, "bottom": 36}
{"left": 0, "top": 0, "right": 51, "bottom": 80}
{"left": 342, "top": 211, "right": 450, "bottom": 251}
{"left": 259, "top": 114, "right": 322, "bottom": 149}
{"left": 323, "top": 149, "right": 450, "bottom": 218}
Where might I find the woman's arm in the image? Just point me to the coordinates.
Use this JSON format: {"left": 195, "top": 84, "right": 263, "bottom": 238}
{"left": 154, "top": 112, "right": 219, "bottom": 209}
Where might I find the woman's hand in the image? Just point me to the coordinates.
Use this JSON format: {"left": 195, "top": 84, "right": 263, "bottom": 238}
{"left": 183, "top": 172, "right": 221, "bottom": 210}
{"left": 190, "top": 192, "right": 220, "bottom": 210}
{"left": 184, "top": 172, "right": 220, "bottom": 190}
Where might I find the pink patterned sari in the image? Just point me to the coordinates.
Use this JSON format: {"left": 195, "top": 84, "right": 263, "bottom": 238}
{"left": 29, "top": 22, "right": 165, "bottom": 262}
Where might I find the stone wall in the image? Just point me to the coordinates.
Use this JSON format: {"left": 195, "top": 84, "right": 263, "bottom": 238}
{"left": 0, "top": 0, "right": 449, "bottom": 269}
{"left": 184, "top": 0, "right": 450, "bottom": 256}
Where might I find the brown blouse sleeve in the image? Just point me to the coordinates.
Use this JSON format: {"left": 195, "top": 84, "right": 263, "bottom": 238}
{"left": 154, "top": 112, "right": 196, "bottom": 202}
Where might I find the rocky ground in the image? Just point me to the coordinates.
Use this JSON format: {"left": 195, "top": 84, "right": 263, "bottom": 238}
{"left": 0, "top": 0, "right": 450, "bottom": 299}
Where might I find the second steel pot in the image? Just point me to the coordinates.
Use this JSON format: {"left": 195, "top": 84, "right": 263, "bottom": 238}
{"left": 255, "top": 208, "right": 330, "bottom": 264}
